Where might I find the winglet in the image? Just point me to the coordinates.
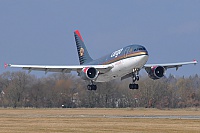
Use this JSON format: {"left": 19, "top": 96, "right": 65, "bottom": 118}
{"left": 193, "top": 59, "right": 198, "bottom": 65}
{"left": 4, "top": 63, "right": 9, "bottom": 69}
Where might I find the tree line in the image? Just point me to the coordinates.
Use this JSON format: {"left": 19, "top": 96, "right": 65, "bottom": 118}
{"left": 0, "top": 71, "right": 200, "bottom": 108}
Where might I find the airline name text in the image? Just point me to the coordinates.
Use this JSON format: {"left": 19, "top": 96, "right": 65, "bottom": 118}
{"left": 111, "top": 48, "right": 123, "bottom": 58}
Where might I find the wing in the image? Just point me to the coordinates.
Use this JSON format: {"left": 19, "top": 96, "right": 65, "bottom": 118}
{"left": 7, "top": 64, "right": 113, "bottom": 74}
{"left": 144, "top": 60, "right": 197, "bottom": 70}
{"left": 121, "top": 60, "right": 197, "bottom": 81}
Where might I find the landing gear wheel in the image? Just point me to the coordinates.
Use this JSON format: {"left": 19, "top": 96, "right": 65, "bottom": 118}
{"left": 87, "top": 85, "right": 91, "bottom": 90}
{"left": 129, "top": 84, "right": 139, "bottom": 89}
{"left": 91, "top": 85, "right": 97, "bottom": 90}
{"left": 136, "top": 76, "right": 139, "bottom": 81}
{"left": 87, "top": 80, "right": 97, "bottom": 91}
{"left": 87, "top": 84, "right": 97, "bottom": 90}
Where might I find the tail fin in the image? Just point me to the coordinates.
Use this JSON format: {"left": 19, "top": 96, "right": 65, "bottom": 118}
{"left": 74, "top": 30, "right": 93, "bottom": 65}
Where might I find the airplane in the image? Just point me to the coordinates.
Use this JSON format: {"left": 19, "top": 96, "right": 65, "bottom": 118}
{"left": 5, "top": 30, "right": 197, "bottom": 90}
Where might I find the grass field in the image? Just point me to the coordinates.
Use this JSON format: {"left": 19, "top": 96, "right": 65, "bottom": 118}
{"left": 0, "top": 108, "right": 199, "bottom": 133}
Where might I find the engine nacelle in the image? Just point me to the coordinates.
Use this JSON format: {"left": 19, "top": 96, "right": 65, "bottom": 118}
{"left": 147, "top": 66, "right": 165, "bottom": 80}
{"left": 80, "top": 67, "right": 99, "bottom": 80}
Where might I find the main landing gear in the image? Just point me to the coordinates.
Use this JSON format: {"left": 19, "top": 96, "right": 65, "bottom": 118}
{"left": 129, "top": 68, "right": 140, "bottom": 90}
{"left": 87, "top": 81, "right": 97, "bottom": 90}
{"left": 86, "top": 68, "right": 140, "bottom": 90}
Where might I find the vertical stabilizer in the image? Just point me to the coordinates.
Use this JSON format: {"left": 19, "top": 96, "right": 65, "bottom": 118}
{"left": 74, "top": 30, "right": 93, "bottom": 65}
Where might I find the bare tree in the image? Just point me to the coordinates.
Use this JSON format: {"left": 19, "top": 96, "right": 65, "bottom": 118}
{"left": 0, "top": 71, "right": 199, "bottom": 108}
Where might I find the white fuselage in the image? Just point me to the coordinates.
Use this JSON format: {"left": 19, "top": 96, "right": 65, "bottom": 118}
{"left": 96, "top": 55, "right": 149, "bottom": 82}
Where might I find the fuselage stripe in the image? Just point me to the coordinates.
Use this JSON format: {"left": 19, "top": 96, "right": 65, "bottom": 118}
{"left": 102, "top": 51, "right": 148, "bottom": 65}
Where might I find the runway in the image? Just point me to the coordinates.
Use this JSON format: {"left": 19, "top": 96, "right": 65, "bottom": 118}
{"left": 12, "top": 113, "right": 200, "bottom": 120}
{"left": 4, "top": 108, "right": 197, "bottom": 120}
{"left": 103, "top": 115, "right": 200, "bottom": 119}
{"left": 51, "top": 114, "right": 200, "bottom": 120}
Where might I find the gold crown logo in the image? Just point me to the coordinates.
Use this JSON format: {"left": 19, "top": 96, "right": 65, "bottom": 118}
{"left": 80, "top": 48, "right": 84, "bottom": 56}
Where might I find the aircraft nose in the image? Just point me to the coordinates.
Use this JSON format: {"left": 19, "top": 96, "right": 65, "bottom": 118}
{"left": 143, "top": 47, "right": 148, "bottom": 55}
{"left": 145, "top": 50, "right": 149, "bottom": 55}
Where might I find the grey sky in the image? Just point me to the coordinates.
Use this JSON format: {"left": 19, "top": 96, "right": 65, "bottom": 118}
{"left": 0, "top": 0, "right": 199, "bottom": 77}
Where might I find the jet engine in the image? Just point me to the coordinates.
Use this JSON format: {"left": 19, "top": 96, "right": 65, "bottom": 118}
{"left": 146, "top": 66, "right": 165, "bottom": 80}
{"left": 80, "top": 67, "right": 99, "bottom": 80}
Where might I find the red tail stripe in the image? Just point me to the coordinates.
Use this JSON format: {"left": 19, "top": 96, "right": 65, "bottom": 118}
{"left": 75, "top": 30, "right": 84, "bottom": 42}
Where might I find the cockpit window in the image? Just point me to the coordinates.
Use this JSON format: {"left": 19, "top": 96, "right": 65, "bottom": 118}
{"left": 134, "top": 47, "right": 146, "bottom": 51}
{"left": 129, "top": 48, "right": 133, "bottom": 53}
